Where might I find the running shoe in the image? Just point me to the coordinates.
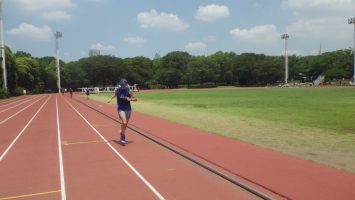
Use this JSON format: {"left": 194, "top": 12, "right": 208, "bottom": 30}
{"left": 120, "top": 134, "right": 126, "bottom": 145}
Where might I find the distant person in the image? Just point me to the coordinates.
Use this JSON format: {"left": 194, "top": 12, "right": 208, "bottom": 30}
{"left": 85, "top": 88, "right": 90, "bottom": 99}
{"left": 108, "top": 79, "right": 137, "bottom": 145}
{"left": 69, "top": 88, "right": 73, "bottom": 98}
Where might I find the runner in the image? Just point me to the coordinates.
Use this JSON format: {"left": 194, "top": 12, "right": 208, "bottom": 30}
{"left": 85, "top": 88, "right": 90, "bottom": 99}
{"left": 108, "top": 79, "right": 137, "bottom": 145}
{"left": 69, "top": 88, "right": 73, "bottom": 98}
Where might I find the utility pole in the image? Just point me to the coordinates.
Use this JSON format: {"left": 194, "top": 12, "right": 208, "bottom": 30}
{"left": 349, "top": 18, "right": 355, "bottom": 84}
{"left": 54, "top": 31, "right": 62, "bottom": 93}
{"left": 281, "top": 33, "right": 290, "bottom": 84}
{"left": 0, "top": 0, "right": 7, "bottom": 89}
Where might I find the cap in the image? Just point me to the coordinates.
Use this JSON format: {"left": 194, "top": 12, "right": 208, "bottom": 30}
{"left": 119, "top": 79, "right": 128, "bottom": 86}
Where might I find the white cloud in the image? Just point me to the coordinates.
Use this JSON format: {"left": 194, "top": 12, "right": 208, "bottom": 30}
{"left": 7, "top": 23, "right": 53, "bottom": 41}
{"left": 40, "top": 10, "right": 72, "bottom": 21}
{"left": 184, "top": 42, "right": 207, "bottom": 51}
{"left": 287, "top": 17, "right": 350, "bottom": 41}
{"left": 137, "top": 9, "right": 189, "bottom": 31}
{"left": 195, "top": 4, "right": 230, "bottom": 22}
{"left": 230, "top": 24, "right": 280, "bottom": 44}
{"left": 123, "top": 36, "right": 147, "bottom": 44}
{"left": 13, "top": 0, "right": 76, "bottom": 12}
{"left": 203, "top": 35, "right": 217, "bottom": 43}
{"left": 91, "top": 43, "right": 116, "bottom": 51}
{"left": 285, "top": 0, "right": 355, "bottom": 13}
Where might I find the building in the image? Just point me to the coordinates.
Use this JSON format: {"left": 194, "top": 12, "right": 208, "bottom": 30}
{"left": 89, "top": 49, "right": 100, "bottom": 57}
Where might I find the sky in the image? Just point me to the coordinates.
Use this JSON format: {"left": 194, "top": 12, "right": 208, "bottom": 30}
{"left": 3, "top": 0, "right": 355, "bottom": 61}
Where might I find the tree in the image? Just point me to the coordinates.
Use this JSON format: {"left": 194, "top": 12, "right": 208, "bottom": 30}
{"left": 156, "top": 51, "right": 191, "bottom": 88}
{"left": 123, "top": 57, "right": 153, "bottom": 87}
{"left": 15, "top": 57, "right": 40, "bottom": 90}
{"left": 4, "top": 47, "right": 18, "bottom": 93}
{"left": 15, "top": 51, "right": 32, "bottom": 58}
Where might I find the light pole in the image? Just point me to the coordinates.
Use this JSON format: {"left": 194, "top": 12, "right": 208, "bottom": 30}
{"left": 281, "top": 33, "right": 289, "bottom": 84}
{"left": 349, "top": 17, "right": 355, "bottom": 84}
{"left": 0, "top": 0, "right": 6, "bottom": 89}
{"left": 54, "top": 31, "right": 62, "bottom": 93}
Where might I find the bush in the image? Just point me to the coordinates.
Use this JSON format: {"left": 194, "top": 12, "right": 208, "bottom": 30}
{"left": 0, "top": 88, "right": 8, "bottom": 99}
{"left": 31, "top": 88, "right": 44, "bottom": 94}
{"left": 10, "top": 86, "right": 25, "bottom": 96}
{"left": 187, "top": 82, "right": 217, "bottom": 89}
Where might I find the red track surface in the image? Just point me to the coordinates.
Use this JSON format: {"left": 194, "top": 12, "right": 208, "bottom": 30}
{"left": 0, "top": 95, "right": 30, "bottom": 107}
{"left": 0, "top": 94, "right": 260, "bottom": 200}
{"left": 80, "top": 93, "right": 355, "bottom": 200}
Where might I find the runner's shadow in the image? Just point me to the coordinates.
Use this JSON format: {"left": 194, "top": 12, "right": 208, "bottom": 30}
{"left": 111, "top": 140, "right": 134, "bottom": 146}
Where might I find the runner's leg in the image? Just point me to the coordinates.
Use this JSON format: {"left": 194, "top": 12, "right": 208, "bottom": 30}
{"left": 118, "top": 111, "right": 128, "bottom": 142}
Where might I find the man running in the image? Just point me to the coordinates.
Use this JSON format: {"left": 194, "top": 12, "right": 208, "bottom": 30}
{"left": 69, "top": 88, "right": 73, "bottom": 98}
{"left": 108, "top": 79, "right": 137, "bottom": 145}
{"left": 85, "top": 88, "right": 90, "bottom": 99}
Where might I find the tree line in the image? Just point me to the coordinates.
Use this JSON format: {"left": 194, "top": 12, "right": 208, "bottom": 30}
{"left": 0, "top": 46, "right": 353, "bottom": 98}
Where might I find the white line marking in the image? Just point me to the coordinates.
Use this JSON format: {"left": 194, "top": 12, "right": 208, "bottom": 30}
{"left": 63, "top": 97, "right": 165, "bottom": 200}
{"left": 0, "top": 96, "right": 50, "bottom": 162}
{"left": 0, "top": 96, "right": 31, "bottom": 108}
{"left": 56, "top": 96, "right": 67, "bottom": 200}
{"left": 0, "top": 96, "right": 37, "bottom": 113}
{"left": 0, "top": 96, "right": 45, "bottom": 125}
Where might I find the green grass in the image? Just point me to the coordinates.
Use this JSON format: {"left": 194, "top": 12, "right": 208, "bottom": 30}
{"left": 90, "top": 88, "right": 355, "bottom": 173}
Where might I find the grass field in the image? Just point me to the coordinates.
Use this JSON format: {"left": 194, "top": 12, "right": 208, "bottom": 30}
{"left": 90, "top": 88, "right": 355, "bottom": 173}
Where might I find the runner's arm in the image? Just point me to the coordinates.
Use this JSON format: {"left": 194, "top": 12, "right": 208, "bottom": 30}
{"left": 107, "top": 91, "right": 117, "bottom": 103}
{"left": 126, "top": 91, "right": 137, "bottom": 102}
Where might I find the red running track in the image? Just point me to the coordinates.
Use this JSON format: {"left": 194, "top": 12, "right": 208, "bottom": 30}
{"left": 0, "top": 94, "right": 260, "bottom": 200}
{"left": 78, "top": 93, "right": 355, "bottom": 200}
{"left": 0, "top": 95, "right": 38, "bottom": 113}
{"left": 0, "top": 95, "right": 31, "bottom": 107}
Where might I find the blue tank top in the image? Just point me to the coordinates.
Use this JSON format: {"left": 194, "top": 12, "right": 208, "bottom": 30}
{"left": 116, "top": 87, "right": 131, "bottom": 111}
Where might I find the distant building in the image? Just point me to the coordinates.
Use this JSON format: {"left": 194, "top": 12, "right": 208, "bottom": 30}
{"left": 89, "top": 49, "right": 100, "bottom": 57}
{"left": 154, "top": 53, "right": 161, "bottom": 60}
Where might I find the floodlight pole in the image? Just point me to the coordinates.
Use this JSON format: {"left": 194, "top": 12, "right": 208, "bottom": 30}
{"left": 54, "top": 31, "right": 62, "bottom": 93}
{"left": 281, "top": 33, "right": 289, "bottom": 84}
{"left": 349, "top": 18, "right": 355, "bottom": 84}
{"left": 0, "top": 0, "right": 7, "bottom": 89}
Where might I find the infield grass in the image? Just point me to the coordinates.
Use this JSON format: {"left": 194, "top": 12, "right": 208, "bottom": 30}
{"left": 90, "top": 88, "right": 355, "bottom": 173}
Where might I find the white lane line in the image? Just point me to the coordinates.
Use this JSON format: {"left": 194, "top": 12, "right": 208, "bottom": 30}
{"left": 63, "top": 97, "right": 165, "bottom": 200}
{"left": 0, "top": 95, "right": 46, "bottom": 125}
{"left": 0, "top": 96, "right": 31, "bottom": 108}
{"left": 0, "top": 96, "right": 37, "bottom": 113}
{"left": 56, "top": 96, "right": 67, "bottom": 200}
{"left": 0, "top": 96, "right": 51, "bottom": 162}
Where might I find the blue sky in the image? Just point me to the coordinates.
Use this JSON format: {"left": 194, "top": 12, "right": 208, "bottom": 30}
{"left": 4, "top": 0, "right": 355, "bottom": 61}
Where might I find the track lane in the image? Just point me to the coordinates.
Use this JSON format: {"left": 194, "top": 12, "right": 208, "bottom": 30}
{"left": 0, "top": 95, "right": 46, "bottom": 125}
{"left": 57, "top": 95, "right": 161, "bottom": 200}
{"left": 55, "top": 96, "right": 66, "bottom": 200}
{"left": 0, "top": 95, "right": 49, "bottom": 158}
{"left": 65, "top": 96, "right": 261, "bottom": 199}
{"left": 0, "top": 96, "right": 38, "bottom": 113}
{"left": 0, "top": 95, "right": 30, "bottom": 107}
{"left": 0, "top": 95, "right": 61, "bottom": 200}
{"left": 77, "top": 94, "right": 355, "bottom": 200}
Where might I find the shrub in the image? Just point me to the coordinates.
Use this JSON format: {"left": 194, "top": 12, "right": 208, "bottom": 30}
{"left": 11, "top": 86, "right": 25, "bottom": 96}
{"left": 0, "top": 88, "right": 8, "bottom": 99}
